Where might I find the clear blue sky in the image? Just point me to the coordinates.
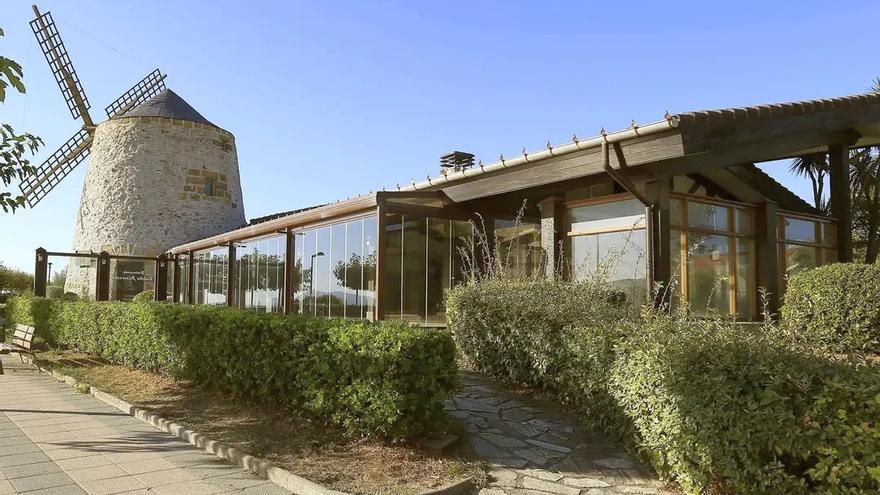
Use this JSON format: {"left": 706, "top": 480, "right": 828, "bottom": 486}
{"left": 2, "top": 0, "right": 878, "bottom": 272}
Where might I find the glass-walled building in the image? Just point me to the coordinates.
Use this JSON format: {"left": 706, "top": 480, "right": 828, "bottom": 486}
{"left": 162, "top": 90, "right": 879, "bottom": 323}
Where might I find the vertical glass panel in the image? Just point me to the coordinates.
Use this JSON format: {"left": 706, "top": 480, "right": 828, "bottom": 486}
{"left": 362, "top": 216, "right": 377, "bottom": 320}
{"left": 686, "top": 233, "right": 730, "bottom": 315}
{"left": 785, "top": 244, "right": 818, "bottom": 281}
{"left": 299, "top": 230, "right": 316, "bottom": 315}
{"left": 494, "top": 219, "right": 542, "bottom": 278}
{"left": 735, "top": 209, "right": 753, "bottom": 235}
{"left": 426, "top": 219, "right": 451, "bottom": 323}
{"left": 314, "top": 228, "right": 331, "bottom": 317}
{"left": 670, "top": 198, "right": 683, "bottom": 226}
{"left": 784, "top": 217, "right": 817, "bottom": 243}
{"left": 821, "top": 222, "right": 836, "bottom": 247}
{"left": 735, "top": 239, "right": 755, "bottom": 319}
{"left": 451, "top": 220, "right": 473, "bottom": 287}
{"left": 571, "top": 230, "right": 648, "bottom": 306}
{"left": 383, "top": 214, "right": 403, "bottom": 319}
{"left": 329, "top": 224, "right": 346, "bottom": 317}
{"left": 670, "top": 229, "right": 682, "bottom": 308}
{"left": 569, "top": 199, "right": 646, "bottom": 233}
{"left": 194, "top": 248, "right": 227, "bottom": 306}
{"left": 342, "top": 220, "right": 364, "bottom": 319}
{"left": 401, "top": 216, "right": 427, "bottom": 323}
{"left": 687, "top": 202, "right": 729, "bottom": 231}
{"left": 822, "top": 248, "right": 837, "bottom": 265}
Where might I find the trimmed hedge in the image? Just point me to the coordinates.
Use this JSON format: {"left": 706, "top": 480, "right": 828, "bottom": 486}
{"left": 782, "top": 263, "right": 880, "bottom": 354}
{"left": 448, "top": 279, "right": 880, "bottom": 494}
{"left": 8, "top": 296, "right": 457, "bottom": 439}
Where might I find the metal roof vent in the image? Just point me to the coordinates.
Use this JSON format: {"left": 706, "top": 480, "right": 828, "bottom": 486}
{"left": 440, "top": 151, "right": 475, "bottom": 175}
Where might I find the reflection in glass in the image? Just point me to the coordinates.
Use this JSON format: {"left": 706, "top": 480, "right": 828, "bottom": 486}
{"left": 314, "top": 227, "right": 331, "bottom": 317}
{"left": 494, "top": 219, "right": 542, "bottom": 277}
{"left": 235, "top": 235, "right": 285, "bottom": 313}
{"left": 569, "top": 199, "right": 645, "bottom": 233}
{"left": 736, "top": 239, "right": 755, "bottom": 318}
{"left": 362, "top": 217, "right": 377, "bottom": 320}
{"left": 785, "top": 244, "right": 818, "bottom": 280}
{"left": 687, "top": 233, "right": 730, "bottom": 315}
{"left": 784, "top": 217, "right": 817, "bottom": 243}
{"left": 688, "top": 202, "right": 729, "bottom": 232}
{"left": 571, "top": 230, "right": 647, "bottom": 306}
{"left": 329, "top": 224, "right": 346, "bottom": 317}
{"left": 383, "top": 214, "right": 403, "bottom": 319}
{"left": 427, "top": 219, "right": 452, "bottom": 323}
{"left": 402, "top": 217, "right": 427, "bottom": 322}
{"left": 194, "top": 248, "right": 228, "bottom": 306}
{"left": 735, "top": 209, "right": 753, "bottom": 235}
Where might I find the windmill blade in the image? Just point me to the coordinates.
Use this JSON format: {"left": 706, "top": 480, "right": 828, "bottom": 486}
{"left": 30, "top": 6, "right": 93, "bottom": 126}
{"left": 105, "top": 69, "right": 167, "bottom": 119}
{"left": 19, "top": 128, "right": 93, "bottom": 208}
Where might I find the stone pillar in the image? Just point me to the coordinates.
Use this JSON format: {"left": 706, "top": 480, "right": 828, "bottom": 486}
{"left": 829, "top": 143, "right": 853, "bottom": 262}
{"left": 34, "top": 248, "right": 48, "bottom": 297}
{"left": 96, "top": 251, "right": 110, "bottom": 301}
{"left": 537, "top": 197, "right": 565, "bottom": 279}
{"left": 755, "top": 201, "right": 780, "bottom": 318}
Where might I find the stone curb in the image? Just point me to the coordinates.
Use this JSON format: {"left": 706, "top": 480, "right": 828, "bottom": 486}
{"left": 19, "top": 355, "right": 476, "bottom": 495}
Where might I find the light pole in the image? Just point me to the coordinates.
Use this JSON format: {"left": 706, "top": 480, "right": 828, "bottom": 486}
{"left": 47, "top": 262, "right": 53, "bottom": 285}
{"left": 309, "top": 251, "right": 324, "bottom": 311}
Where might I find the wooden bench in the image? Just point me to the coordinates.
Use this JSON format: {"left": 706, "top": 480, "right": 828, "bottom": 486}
{"left": 0, "top": 324, "right": 36, "bottom": 374}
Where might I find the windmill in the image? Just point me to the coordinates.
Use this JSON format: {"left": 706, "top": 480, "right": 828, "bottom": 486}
{"left": 20, "top": 5, "right": 168, "bottom": 207}
{"left": 23, "top": 5, "right": 246, "bottom": 300}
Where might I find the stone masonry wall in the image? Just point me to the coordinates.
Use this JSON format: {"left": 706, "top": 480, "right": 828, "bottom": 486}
{"left": 65, "top": 116, "right": 246, "bottom": 297}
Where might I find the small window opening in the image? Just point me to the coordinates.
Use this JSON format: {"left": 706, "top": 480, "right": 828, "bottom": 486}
{"left": 204, "top": 179, "right": 215, "bottom": 196}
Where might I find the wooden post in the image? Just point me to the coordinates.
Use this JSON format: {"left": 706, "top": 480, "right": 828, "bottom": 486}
{"left": 829, "top": 143, "right": 853, "bottom": 262}
{"left": 187, "top": 252, "right": 195, "bottom": 304}
{"left": 34, "top": 248, "right": 48, "bottom": 297}
{"left": 171, "top": 255, "right": 181, "bottom": 303}
{"left": 283, "top": 229, "right": 294, "bottom": 315}
{"left": 375, "top": 207, "right": 387, "bottom": 321}
{"left": 645, "top": 180, "right": 672, "bottom": 308}
{"left": 226, "top": 243, "right": 236, "bottom": 307}
{"left": 155, "top": 254, "right": 168, "bottom": 302}
{"left": 755, "top": 201, "right": 780, "bottom": 318}
{"left": 96, "top": 251, "right": 110, "bottom": 301}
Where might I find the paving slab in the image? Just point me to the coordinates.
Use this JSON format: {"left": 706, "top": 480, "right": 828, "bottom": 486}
{"left": 0, "top": 354, "right": 290, "bottom": 494}
{"left": 449, "top": 371, "right": 676, "bottom": 494}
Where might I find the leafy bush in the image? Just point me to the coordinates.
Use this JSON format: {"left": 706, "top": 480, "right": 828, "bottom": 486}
{"left": 782, "top": 263, "right": 880, "bottom": 354}
{"left": 9, "top": 296, "right": 457, "bottom": 439}
{"left": 61, "top": 292, "right": 79, "bottom": 301}
{"left": 448, "top": 278, "right": 880, "bottom": 494}
{"left": 131, "top": 290, "right": 154, "bottom": 303}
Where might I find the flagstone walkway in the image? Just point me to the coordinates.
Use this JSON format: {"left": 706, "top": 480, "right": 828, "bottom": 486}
{"left": 446, "top": 372, "right": 675, "bottom": 495}
{"left": 0, "top": 354, "right": 290, "bottom": 495}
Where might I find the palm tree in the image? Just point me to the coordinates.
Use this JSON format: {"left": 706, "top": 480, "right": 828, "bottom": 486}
{"left": 789, "top": 153, "right": 829, "bottom": 213}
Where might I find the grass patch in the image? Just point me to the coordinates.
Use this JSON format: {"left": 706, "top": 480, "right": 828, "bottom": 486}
{"left": 34, "top": 349, "right": 485, "bottom": 495}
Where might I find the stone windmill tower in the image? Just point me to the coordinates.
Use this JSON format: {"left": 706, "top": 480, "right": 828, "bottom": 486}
{"left": 22, "top": 6, "right": 245, "bottom": 298}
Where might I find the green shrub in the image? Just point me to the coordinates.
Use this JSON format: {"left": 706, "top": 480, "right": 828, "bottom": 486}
{"left": 782, "top": 263, "right": 880, "bottom": 354}
{"left": 10, "top": 296, "right": 457, "bottom": 439}
{"left": 448, "top": 278, "right": 880, "bottom": 494}
{"left": 131, "top": 290, "right": 154, "bottom": 303}
{"left": 61, "top": 292, "right": 79, "bottom": 302}
{"left": 46, "top": 286, "right": 63, "bottom": 299}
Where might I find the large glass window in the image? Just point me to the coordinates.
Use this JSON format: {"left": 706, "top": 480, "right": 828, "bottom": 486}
{"left": 382, "top": 215, "right": 473, "bottom": 324}
{"left": 294, "top": 215, "right": 377, "bottom": 320}
{"left": 568, "top": 196, "right": 648, "bottom": 306}
{"left": 778, "top": 213, "right": 837, "bottom": 293}
{"left": 494, "top": 219, "right": 543, "bottom": 278}
{"left": 234, "top": 235, "right": 285, "bottom": 313}
{"left": 194, "top": 247, "right": 228, "bottom": 306}
{"left": 670, "top": 195, "right": 755, "bottom": 318}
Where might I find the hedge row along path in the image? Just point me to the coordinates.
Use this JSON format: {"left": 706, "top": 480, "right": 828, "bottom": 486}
{"left": 448, "top": 372, "right": 673, "bottom": 495}
{"left": 0, "top": 355, "right": 291, "bottom": 495}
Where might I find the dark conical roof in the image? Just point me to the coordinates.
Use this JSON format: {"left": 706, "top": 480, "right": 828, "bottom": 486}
{"left": 122, "top": 89, "right": 213, "bottom": 125}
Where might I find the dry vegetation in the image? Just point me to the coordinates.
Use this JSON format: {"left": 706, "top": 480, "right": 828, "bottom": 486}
{"left": 34, "top": 349, "right": 485, "bottom": 495}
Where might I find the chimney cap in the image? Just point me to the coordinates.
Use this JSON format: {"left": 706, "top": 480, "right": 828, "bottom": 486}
{"left": 440, "top": 151, "right": 475, "bottom": 173}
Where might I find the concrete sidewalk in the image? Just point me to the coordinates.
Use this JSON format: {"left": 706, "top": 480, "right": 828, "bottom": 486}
{"left": 0, "top": 354, "right": 290, "bottom": 494}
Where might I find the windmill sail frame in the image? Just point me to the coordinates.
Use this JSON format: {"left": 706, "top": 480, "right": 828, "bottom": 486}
{"left": 29, "top": 8, "right": 93, "bottom": 126}
{"left": 19, "top": 128, "right": 93, "bottom": 207}
{"left": 105, "top": 69, "right": 167, "bottom": 119}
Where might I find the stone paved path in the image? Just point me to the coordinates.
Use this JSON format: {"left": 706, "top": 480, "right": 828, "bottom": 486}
{"left": 446, "top": 372, "right": 675, "bottom": 495}
{"left": 0, "top": 354, "right": 290, "bottom": 494}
